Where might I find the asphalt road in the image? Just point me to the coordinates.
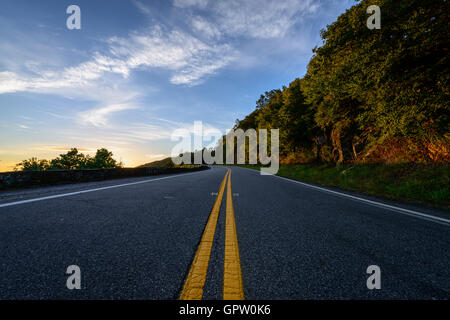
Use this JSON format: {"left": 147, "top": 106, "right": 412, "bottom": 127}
{"left": 0, "top": 166, "right": 448, "bottom": 299}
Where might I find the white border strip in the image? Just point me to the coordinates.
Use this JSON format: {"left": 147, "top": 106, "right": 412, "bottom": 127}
{"left": 235, "top": 166, "right": 450, "bottom": 226}
{"left": 0, "top": 171, "right": 205, "bottom": 208}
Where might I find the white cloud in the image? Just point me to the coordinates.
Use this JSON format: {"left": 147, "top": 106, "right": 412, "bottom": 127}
{"left": 0, "top": 24, "right": 235, "bottom": 130}
{"left": 79, "top": 103, "right": 139, "bottom": 127}
{"left": 191, "top": 16, "right": 222, "bottom": 39}
{"left": 217, "top": 0, "right": 320, "bottom": 39}
{"left": 108, "top": 27, "right": 235, "bottom": 85}
{"left": 0, "top": 25, "right": 236, "bottom": 97}
{"left": 173, "top": 0, "right": 209, "bottom": 9}
{"left": 181, "top": 0, "right": 321, "bottom": 39}
{"left": 0, "top": 54, "right": 129, "bottom": 95}
{"left": 132, "top": 0, "right": 152, "bottom": 15}
{"left": 0, "top": 71, "right": 28, "bottom": 93}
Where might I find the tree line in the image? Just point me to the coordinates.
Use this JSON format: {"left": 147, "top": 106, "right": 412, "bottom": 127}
{"left": 233, "top": 0, "right": 449, "bottom": 165}
{"left": 15, "top": 148, "right": 122, "bottom": 171}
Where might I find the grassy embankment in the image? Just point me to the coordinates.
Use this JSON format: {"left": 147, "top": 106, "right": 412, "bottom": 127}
{"left": 236, "top": 163, "right": 449, "bottom": 211}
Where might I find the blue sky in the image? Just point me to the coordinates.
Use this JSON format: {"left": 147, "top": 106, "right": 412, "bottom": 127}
{"left": 0, "top": 0, "right": 355, "bottom": 171}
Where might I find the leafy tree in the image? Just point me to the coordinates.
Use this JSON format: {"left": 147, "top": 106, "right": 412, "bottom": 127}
{"left": 15, "top": 148, "right": 122, "bottom": 171}
{"left": 49, "top": 148, "right": 87, "bottom": 170}
{"left": 279, "top": 78, "right": 316, "bottom": 151}
{"left": 87, "top": 148, "right": 122, "bottom": 169}
{"left": 15, "top": 158, "right": 49, "bottom": 171}
{"left": 303, "top": 0, "right": 449, "bottom": 163}
{"left": 255, "top": 89, "right": 283, "bottom": 130}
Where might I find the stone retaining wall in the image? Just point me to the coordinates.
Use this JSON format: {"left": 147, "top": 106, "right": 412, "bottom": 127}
{"left": 0, "top": 166, "right": 209, "bottom": 189}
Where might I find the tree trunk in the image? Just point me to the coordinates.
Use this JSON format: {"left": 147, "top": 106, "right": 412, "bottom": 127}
{"left": 331, "top": 128, "right": 344, "bottom": 166}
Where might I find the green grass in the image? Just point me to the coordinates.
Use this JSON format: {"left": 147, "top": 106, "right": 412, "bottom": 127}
{"left": 234, "top": 163, "right": 450, "bottom": 211}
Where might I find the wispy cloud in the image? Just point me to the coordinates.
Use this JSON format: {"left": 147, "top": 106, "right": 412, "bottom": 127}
{"left": 0, "top": 54, "right": 129, "bottom": 95}
{"left": 79, "top": 103, "right": 139, "bottom": 127}
{"left": 215, "top": 0, "right": 320, "bottom": 39}
{"left": 191, "top": 16, "right": 222, "bottom": 40}
{"left": 174, "top": 0, "right": 209, "bottom": 9}
{"left": 131, "top": 0, "right": 152, "bottom": 15}
{"left": 108, "top": 26, "right": 236, "bottom": 85}
{"left": 0, "top": 26, "right": 235, "bottom": 97}
{"left": 181, "top": 0, "right": 321, "bottom": 39}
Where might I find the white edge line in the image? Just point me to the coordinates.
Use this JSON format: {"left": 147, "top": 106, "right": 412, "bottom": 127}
{"left": 0, "top": 171, "right": 206, "bottom": 208}
{"left": 231, "top": 166, "right": 450, "bottom": 226}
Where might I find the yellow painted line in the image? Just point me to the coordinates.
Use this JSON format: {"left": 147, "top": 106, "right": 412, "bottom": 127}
{"left": 180, "top": 169, "right": 230, "bottom": 300}
{"left": 223, "top": 170, "right": 244, "bottom": 300}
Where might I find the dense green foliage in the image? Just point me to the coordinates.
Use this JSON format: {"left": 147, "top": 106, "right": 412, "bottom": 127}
{"left": 15, "top": 148, "right": 122, "bottom": 171}
{"left": 234, "top": 0, "right": 449, "bottom": 164}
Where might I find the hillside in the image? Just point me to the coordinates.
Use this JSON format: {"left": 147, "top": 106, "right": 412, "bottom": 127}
{"left": 137, "top": 157, "right": 175, "bottom": 168}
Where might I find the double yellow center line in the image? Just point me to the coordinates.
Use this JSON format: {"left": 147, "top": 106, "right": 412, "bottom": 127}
{"left": 180, "top": 169, "right": 244, "bottom": 300}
